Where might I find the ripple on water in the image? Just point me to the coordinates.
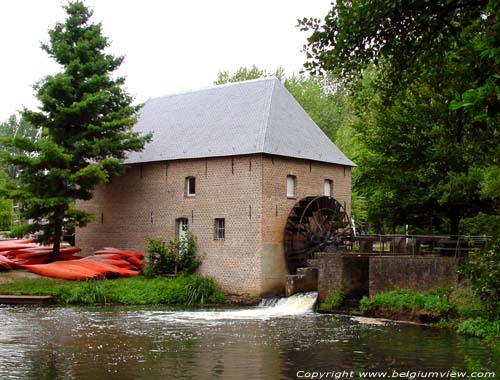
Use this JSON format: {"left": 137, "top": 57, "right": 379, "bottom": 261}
{"left": 0, "top": 305, "right": 498, "bottom": 380}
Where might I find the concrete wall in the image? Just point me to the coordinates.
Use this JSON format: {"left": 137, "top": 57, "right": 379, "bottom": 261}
{"left": 315, "top": 253, "right": 369, "bottom": 302}
{"left": 76, "top": 153, "right": 352, "bottom": 296}
{"left": 260, "top": 155, "right": 351, "bottom": 295}
{"left": 369, "top": 256, "right": 460, "bottom": 296}
{"left": 315, "top": 254, "right": 459, "bottom": 301}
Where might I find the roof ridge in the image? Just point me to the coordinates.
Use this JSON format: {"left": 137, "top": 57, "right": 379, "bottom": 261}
{"left": 149, "top": 77, "right": 280, "bottom": 102}
{"left": 259, "top": 78, "right": 277, "bottom": 151}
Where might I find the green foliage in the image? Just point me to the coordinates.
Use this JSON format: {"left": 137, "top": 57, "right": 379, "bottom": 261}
{"left": 0, "top": 275, "right": 224, "bottom": 305}
{"left": 299, "top": 0, "right": 488, "bottom": 89}
{"left": 143, "top": 237, "right": 176, "bottom": 277}
{"left": 359, "top": 289, "right": 454, "bottom": 315}
{"left": 0, "top": 1, "right": 150, "bottom": 258}
{"left": 460, "top": 213, "right": 500, "bottom": 237}
{"left": 0, "top": 197, "right": 12, "bottom": 231}
{"left": 144, "top": 232, "right": 202, "bottom": 277}
{"left": 214, "top": 65, "right": 285, "bottom": 85}
{"left": 459, "top": 240, "right": 500, "bottom": 318}
{"left": 177, "top": 231, "right": 202, "bottom": 274}
{"left": 319, "top": 289, "right": 345, "bottom": 311}
{"left": 456, "top": 318, "right": 500, "bottom": 341}
{"left": 299, "top": 1, "right": 500, "bottom": 235}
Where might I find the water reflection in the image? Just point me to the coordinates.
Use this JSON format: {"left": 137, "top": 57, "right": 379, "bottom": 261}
{"left": 0, "top": 305, "right": 498, "bottom": 380}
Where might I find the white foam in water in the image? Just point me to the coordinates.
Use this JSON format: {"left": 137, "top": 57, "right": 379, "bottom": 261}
{"left": 143, "top": 292, "right": 318, "bottom": 323}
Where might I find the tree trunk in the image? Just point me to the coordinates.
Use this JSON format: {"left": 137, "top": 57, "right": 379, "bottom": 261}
{"left": 449, "top": 207, "right": 461, "bottom": 236}
{"left": 52, "top": 213, "right": 63, "bottom": 262}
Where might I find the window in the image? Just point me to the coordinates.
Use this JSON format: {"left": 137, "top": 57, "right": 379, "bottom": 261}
{"left": 186, "top": 177, "right": 196, "bottom": 196}
{"left": 286, "top": 175, "right": 296, "bottom": 198}
{"left": 324, "top": 179, "right": 333, "bottom": 197}
{"left": 176, "top": 218, "right": 189, "bottom": 240}
{"left": 214, "top": 218, "right": 225, "bottom": 240}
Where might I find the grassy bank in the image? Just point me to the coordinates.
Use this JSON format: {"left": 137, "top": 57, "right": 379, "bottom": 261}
{"left": 358, "top": 288, "right": 500, "bottom": 344}
{"left": 0, "top": 275, "right": 225, "bottom": 306}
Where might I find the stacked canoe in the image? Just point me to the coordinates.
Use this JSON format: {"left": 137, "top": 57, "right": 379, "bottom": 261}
{"left": 0, "top": 240, "right": 144, "bottom": 280}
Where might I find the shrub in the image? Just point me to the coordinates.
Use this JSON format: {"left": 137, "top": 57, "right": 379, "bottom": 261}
{"left": 459, "top": 239, "right": 500, "bottom": 319}
{"left": 143, "top": 237, "right": 176, "bottom": 277}
{"left": 456, "top": 318, "right": 500, "bottom": 341}
{"left": 319, "top": 289, "right": 345, "bottom": 311}
{"left": 144, "top": 232, "right": 202, "bottom": 277}
{"left": 359, "top": 289, "right": 454, "bottom": 315}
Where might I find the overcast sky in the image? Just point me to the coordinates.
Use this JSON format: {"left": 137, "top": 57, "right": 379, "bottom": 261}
{"left": 0, "top": 0, "right": 331, "bottom": 122}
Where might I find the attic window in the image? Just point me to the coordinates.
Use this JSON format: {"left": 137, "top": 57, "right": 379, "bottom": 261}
{"left": 286, "top": 175, "right": 296, "bottom": 198}
{"left": 186, "top": 177, "right": 196, "bottom": 196}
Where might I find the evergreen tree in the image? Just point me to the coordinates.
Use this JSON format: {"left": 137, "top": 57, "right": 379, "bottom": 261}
{"left": 0, "top": 1, "right": 150, "bottom": 259}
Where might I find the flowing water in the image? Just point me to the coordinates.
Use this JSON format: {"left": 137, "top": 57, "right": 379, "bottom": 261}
{"left": 0, "top": 292, "right": 498, "bottom": 380}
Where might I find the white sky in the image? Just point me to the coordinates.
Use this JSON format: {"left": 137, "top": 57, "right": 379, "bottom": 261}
{"left": 0, "top": 0, "right": 331, "bottom": 122}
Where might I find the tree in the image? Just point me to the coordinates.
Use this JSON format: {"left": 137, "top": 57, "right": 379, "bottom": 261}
{"left": 0, "top": 114, "right": 39, "bottom": 179}
{"left": 299, "top": 0, "right": 500, "bottom": 234}
{"left": 0, "top": 1, "right": 150, "bottom": 259}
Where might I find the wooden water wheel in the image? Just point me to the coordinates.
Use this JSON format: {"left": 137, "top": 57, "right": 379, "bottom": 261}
{"left": 284, "top": 196, "right": 352, "bottom": 274}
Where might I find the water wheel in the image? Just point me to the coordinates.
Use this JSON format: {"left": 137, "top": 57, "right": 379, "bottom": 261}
{"left": 284, "top": 196, "right": 352, "bottom": 274}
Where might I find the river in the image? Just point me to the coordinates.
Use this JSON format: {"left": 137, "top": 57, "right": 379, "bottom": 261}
{"left": 0, "top": 294, "right": 498, "bottom": 380}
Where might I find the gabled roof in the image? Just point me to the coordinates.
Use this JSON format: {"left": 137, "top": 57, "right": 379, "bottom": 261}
{"left": 125, "top": 77, "right": 355, "bottom": 166}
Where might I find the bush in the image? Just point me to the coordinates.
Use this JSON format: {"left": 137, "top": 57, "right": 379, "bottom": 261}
{"left": 143, "top": 237, "right": 176, "bottom": 277}
{"left": 359, "top": 289, "right": 454, "bottom": 315}
{"left": 456, "top": 318, "right": 500, "bottom": 341}
{"left": 319, "top": 289, "right": 345, "bottom": 311}
{"left": 459, "top": 239, "right": 500, "bottom": 319}
{"left": 144, "top": 232, "right": 202, "bottom": 277}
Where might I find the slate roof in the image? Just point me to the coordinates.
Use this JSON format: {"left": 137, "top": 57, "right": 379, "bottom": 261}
{"left": 125, "top": 77, "right": 355, "bottom": 166}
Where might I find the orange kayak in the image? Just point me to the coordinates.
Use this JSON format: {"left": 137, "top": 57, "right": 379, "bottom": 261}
{"left": 21, "top": 262, "right": 103, "bottom": 280}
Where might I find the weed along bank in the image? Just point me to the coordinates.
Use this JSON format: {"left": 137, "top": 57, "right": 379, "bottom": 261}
{"left": 76, "top": 78, "right": 355, "bottom": 296}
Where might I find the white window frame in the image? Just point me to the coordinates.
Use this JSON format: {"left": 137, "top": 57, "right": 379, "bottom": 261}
{"left": 176, "top": 218, "right": 189, "bottom": 240}
{"left": 214, "top": 218, "right": 225, "bottom": 240}
{"left": 185, "top": 177, "right": 196, "bottom": 197}
{"left": 324, "top": 179, "right": 333, "bottom": 197}
{"left": 286, "top": 175, "right": 296, "bottom": 198}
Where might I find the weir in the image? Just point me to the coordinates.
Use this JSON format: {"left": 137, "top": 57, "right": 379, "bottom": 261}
{"left": 259, "top": 291, "right": 318, "bottom": 313}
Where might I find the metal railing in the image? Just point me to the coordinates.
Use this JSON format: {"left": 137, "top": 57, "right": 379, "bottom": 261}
{"left": 350, "top": 234, "right": 491, "bottom": 257}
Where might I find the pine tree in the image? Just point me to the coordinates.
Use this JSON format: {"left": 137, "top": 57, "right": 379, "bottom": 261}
{"left": 0, "top": 1, "right": 150, "bottom": 260}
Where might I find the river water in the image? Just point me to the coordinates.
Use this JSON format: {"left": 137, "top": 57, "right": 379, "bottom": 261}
{"left": 0, "top": 295, "right": 498, "bottom": 380}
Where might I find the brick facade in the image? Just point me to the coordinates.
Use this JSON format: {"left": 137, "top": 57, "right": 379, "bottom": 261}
{"left": 76, "top": 153, "right": 351, "bottom": 296}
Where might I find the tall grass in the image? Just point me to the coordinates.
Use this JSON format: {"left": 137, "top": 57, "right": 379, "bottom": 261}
{"left": 0, "top": 275, "right": 225, "bottom": 305}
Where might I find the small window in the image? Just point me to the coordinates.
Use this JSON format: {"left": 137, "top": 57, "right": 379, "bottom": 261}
{"left": 324, "top": 179, "right": 333, "bottom": 197}
{"left": 186, "top": 177, "right": 196, "bottom": 196}
{"left": 286, "top": 175, "right": 296, "bottom": 198}
{"left": 214, "top": 218, "right": 225, "bottom": 240}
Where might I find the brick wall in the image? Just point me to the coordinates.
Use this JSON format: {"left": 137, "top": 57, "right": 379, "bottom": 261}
{"left": 76, "top": 153, "right": 352, "bottom": 296}
{"left": 260, "top": 155, "right": 352, "bottom": 295}
{"left": 77, "top": 154, "right": 264, "bottom": 295}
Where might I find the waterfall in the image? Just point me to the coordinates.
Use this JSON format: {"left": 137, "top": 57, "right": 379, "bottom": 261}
{"left": 259, "top": 291, "right": 318, "bottom": 313}
{"left": 142, "top": 292, "right": 318, "bottom": 323}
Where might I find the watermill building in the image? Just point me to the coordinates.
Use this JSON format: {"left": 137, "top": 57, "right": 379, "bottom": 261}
{"left": 76, "top": 77, "right": 355, "bottom": 296}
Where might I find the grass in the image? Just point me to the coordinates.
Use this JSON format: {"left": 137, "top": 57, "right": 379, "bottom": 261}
{"left": 359, "top": 287, "right": 500, "bottom": 344}
{"left": 0, "top": 275, "right": 225, "bottom": 306}
{"left": 359, "top": 288, "right": 454, "bottom": 315}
